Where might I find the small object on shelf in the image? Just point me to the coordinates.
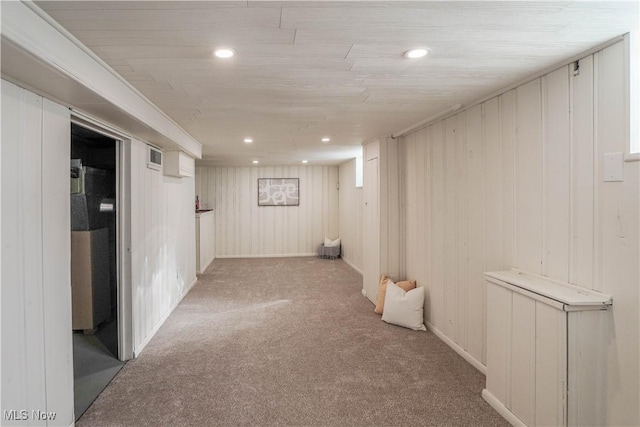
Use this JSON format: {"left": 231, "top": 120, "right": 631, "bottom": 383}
{"left": 195, "top": 196, "right": 200, "bottom": 210}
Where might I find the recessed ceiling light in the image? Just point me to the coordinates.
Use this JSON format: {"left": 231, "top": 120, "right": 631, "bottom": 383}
{"left": 302, "top": 160, "right": 308, "bottom": 164}
{"left": 214, "top": 48, "right": 235, "bottom": 59}
{"left": 244, "top": 138, "right": 253, "bottom": 143}
{"left": 321, "top": 137, "right": 331, "bottom": 142}
{"left": 252, "top": 160, "right": 259, "bottom": 164}
{"left": 404, "top": 48, "right": 429, "bottom": 59}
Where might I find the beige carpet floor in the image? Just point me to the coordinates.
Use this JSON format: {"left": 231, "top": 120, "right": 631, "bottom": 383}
{"left": 78, "top": 257, "right": 507, "bottom": 426}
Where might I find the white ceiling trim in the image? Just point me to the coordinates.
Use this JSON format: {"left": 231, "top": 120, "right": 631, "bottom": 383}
{"left": 1, "top": 1, "right": 202, "bottom": 158}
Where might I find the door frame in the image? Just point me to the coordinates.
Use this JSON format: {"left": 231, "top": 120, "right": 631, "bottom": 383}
{"left": 71, "top": 112, "right": 134, "bottom": 361}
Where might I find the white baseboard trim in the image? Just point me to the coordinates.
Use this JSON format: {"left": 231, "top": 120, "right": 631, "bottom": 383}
{"left": 198, "top": 256, "right": 215, "bottom": 274}
{"left": 134, "top": 276, "right": 198, "bottom": 357}
{"left": 198, "top": 257, "right": 216, "bottom": 274}
{"left": 482, "top": 389, "right": 525, "bottom": 426}
{"left": 187, "top": 276, "right": 198, "bottom": 292}
{"left": 341, "top": 256, "right": 362, "bottom": 275}
{"left": 426, "top": 321, "right": 486, "bottom": 375}
{"left": 215, "top": 253, "right": 317, "bottom": 259}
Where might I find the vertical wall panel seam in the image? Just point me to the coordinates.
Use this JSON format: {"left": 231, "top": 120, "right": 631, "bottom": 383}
{"left": 397, "top": 140, "right": 404, "bottom": 276}
{"left": 541, "top": 77, "right": 547, "bottom": 277}
{"left": 288, "top": 167, "right": 292, "bottom": 253}
{"left": 461, "top": 116, "right": 468, "bottom": 349}
{"left": 511, "top": 92, "right": 517, "bottom": 272}
{"left": 453, "top": 118, "right": 460, "bottom": 341}
{"left": 593, "top": 52, "right": 602, "bottom": 292}
{"left": 234, "top": 168, "right": 238, "bottom": 256}
{"left": 336, "top": 165, "right": 339, "bottom": 246}
{"left": 479, "top": 106, "right": 485, "bottom": 362}
{"left": 440, "top": 124, "right": 446, "bottom": 328}
{"left": 237, "top": 168, "right": 241, "bottom": 256}
{"left": 541, "top": 76, "right": 548, "bottom": 276}
{"left": 498, "top": 94, "right": 504, "bottom": 268}
{"left": 39, "top": 96, "right": 50, "bottom": 415}
{"left": 456, "top": 114, "right": 464, "bottom": 346}
{"left": 499, "top": 100, "right": 504, "bottom": 269}
{"left": 17, "top": 92, "right": 28, "bottom": 402}
{"left": 322, "top": 166, "right": 326, "bottom": 241}
{"left": 442, "top": 124, "right": 448, "bottom": 331}
{"left": 568, "top": 66, "right": 576, "bottom": 285}
{"left": 514, "top": 88, "right": 520, "bottom": 272}
{"left": 481, "top": 103, "right": 488, "bottom": 364}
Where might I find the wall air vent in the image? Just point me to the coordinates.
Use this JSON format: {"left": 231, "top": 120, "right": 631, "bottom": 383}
{"left": 147, "top": 145, "right": 162, "bottom": 171}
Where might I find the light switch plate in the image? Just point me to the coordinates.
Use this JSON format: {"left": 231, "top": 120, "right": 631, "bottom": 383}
{"left": 603, "top": 152, "right": 624, "bottom": 182}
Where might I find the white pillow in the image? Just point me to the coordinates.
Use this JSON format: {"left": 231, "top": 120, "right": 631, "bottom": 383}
{"left": 324, "top": 237, "right": 341, "bottom": 247}
{"left": 381, "top": 281, "right": 426, "bottom": 331}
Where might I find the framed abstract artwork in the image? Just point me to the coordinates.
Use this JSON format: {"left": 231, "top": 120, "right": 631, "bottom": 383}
{"left": 258, "top": 178, "right": 299, "bottom": 206}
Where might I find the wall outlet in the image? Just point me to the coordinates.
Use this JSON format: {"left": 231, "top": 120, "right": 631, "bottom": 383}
{"left": 361, "top": 289, "right": 367, "bottom": 297}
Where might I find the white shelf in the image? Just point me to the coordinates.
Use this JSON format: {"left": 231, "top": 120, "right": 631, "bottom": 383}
{"left": 485, "top": 269, "right": 612, "bottom": 309}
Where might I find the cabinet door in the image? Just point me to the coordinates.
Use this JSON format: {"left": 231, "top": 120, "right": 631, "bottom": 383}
{"left": 535, "top": 302, "right": 567, "bottom": 426}
{"left": 510, "top": 293, "right": 536, "bottom": 425}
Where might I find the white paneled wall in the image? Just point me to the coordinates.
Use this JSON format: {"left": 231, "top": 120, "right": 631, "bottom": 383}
{"left": 1, "top": 80, "right": 198, "bottom": 423}
{"left": 399, "top": 39, "right": 638, "bottom": 425}
{"left": 338, "top": 159, "right": 363, "bottom": 272}
{"left": 1, "top": 80, "right": 74, "bottom": 427}
{"left": 195, "top": 166, "right": 338, "bottom": 257}
{"left": 130, "top": 139, "right": 196, "bottom": 353}
{"left": 195, "top": 166, "right": 216, "bottom": 211}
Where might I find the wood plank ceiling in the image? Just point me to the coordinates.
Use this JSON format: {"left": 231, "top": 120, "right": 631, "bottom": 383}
{"left": 36, "top": 1, "right": 638, "bottom": 166}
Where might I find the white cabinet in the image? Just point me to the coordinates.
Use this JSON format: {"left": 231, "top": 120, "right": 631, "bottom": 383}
{"left": 483, "top": 269, "right": 612, "bottom": 426}
{"left": 164, "top": 151, "right": 194, "bottom": 178}
{"left": 196, "top": 209, "right": 215, "bottom": 274}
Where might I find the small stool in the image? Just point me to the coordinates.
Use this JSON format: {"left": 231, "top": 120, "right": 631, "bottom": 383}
{"left": 318, "top": 244, "right": 340, "bottom": 259}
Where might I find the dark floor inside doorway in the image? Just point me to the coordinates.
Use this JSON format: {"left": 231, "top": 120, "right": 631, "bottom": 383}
{"left": 73, "top": 318, "right": 124, "bottom": 421}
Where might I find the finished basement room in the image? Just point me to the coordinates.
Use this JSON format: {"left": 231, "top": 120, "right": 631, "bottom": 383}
{"left": 2, "top": 1, "right": 639, "bottom": 426}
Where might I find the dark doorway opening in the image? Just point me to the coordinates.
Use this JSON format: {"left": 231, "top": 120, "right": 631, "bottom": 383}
{"left": 70, "top": 123, "right": 124, "bottom": 420}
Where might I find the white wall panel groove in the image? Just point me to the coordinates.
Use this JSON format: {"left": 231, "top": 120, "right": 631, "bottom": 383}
{"left": 569, "top": 54, "right": 595, "bottom": 290}
{"left": 444, "top": 116, "right": 459, "bottom": 341}
{"left": 454, "top": 112, "right": 468, "bottom": 348}
{"left": 430, "top": 121, "right": 445, "bottom": 331}
{"left": 499, "top": 90, "right": 516, "bottom": 275}
{"left": 542, "top": 66, "right": 571, "bottom": 282}
{"left": 196, "top": 165, "right": 338, "bottom": 257}
{"left": 515, "top": 79, "right": 543, "bottom": 275}
{"left": 465, "top": 105, "right": 486, "bottom": 364}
